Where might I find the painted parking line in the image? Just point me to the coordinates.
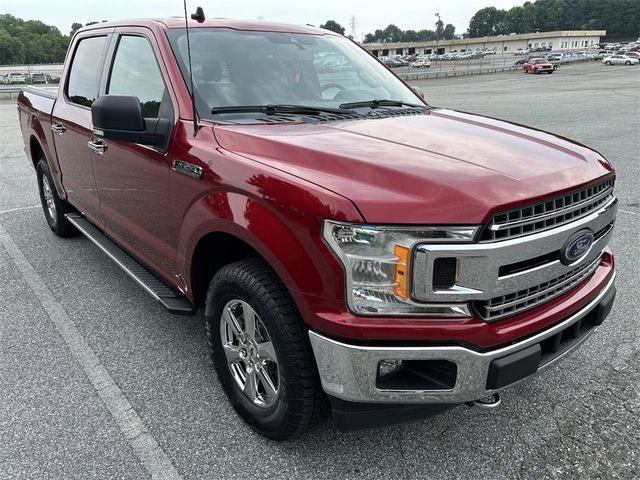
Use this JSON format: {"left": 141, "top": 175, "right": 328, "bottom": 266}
{"left": 619, "top": 209, "right": 638, "bottom": 215}
{"left": 0, "top": 205, "right": 40, "bottom": 215}
{"left": 0, "top": 223, "right": 182, "bottom": 480}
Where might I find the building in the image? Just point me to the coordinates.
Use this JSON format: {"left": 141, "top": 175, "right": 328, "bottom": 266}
{"left": 364, "top": 30, "right": 606, "bottom": 57}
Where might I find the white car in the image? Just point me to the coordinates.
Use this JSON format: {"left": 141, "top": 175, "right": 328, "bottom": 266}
{"left": 410, "top": 59, "right": 431, "bottom": 68}
{"left": 602, "top": 54, "right": 640, "bottom": 66}
{"left": 8, "top": 73, "right": 26, "bottom": 84}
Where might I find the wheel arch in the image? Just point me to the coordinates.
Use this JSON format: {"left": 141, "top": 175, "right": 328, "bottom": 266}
{"left": 180, "top": 192, "right": 344, "bottom": 319}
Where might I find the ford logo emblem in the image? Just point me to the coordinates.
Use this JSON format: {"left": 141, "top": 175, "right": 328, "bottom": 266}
{"left": 560, "top": 229, "right": 594, "bottom": 265}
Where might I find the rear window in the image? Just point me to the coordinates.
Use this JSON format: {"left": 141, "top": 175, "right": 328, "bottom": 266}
{"left": 67, "top": 36, "right": 108, "bottom": 107}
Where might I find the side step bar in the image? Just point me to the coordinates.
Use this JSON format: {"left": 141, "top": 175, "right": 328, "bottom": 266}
{"left": 65, "top": 213, "right": 196, "bottom": 315}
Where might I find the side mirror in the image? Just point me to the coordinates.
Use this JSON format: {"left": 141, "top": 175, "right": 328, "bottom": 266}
{"left": 91, "top": 95, "right": 169, "bottom": 146}
{"left": 412, "top": 86, "right": 425, "bottom": 99}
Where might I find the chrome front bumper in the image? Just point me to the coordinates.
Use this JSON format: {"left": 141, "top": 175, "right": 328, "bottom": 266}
{"left": 309, "top": 274, "right": 615, "bottom": 404}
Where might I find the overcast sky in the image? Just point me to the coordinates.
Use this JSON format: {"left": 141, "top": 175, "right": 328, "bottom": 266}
{"left": 3, "top": 0, "right": 524, "bottom": 39}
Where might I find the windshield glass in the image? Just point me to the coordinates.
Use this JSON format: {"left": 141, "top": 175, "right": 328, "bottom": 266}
{"left": 166, "top": 28, "right": 423, "bottom": 120}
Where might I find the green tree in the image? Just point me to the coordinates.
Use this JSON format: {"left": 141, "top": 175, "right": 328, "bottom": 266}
{"left": 319, "top": 20, "right": 345, "bottom": 35}
{"left": 70, "top": 22, "right": 83, "bottom": 36}
{"left": 383, "top": 24, "right": 403, "bottom": 42}
{"left": 468, "top": 7, "right": 507, "bottom": 37}
{"left": 0, "top": 28, "right": 23, "bottom": 63}
{"left": 443, "top": 24, "right": 456, "bottom": 40}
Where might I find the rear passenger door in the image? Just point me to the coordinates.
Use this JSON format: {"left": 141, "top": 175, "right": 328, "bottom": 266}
{"left": 52, "top": 33, "right": 110, "bottom": 222}
{"left": 91, "top": 30, "right": 177, "bottom": 280}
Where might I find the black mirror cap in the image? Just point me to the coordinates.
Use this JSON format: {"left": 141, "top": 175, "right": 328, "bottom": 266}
{"left": 92, "top": 95, "right": 145, "bottom": 132}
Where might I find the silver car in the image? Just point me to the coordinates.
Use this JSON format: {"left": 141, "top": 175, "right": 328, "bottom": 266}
{"left": 602, "top": 54, "right": 640, "bottom": 66}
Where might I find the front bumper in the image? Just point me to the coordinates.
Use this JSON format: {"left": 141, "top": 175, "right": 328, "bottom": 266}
{"left": 309, "top": 274, "right": 615, "bottom": 404}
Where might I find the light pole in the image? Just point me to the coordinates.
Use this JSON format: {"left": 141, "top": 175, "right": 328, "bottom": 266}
{"left": 435, "top": 13, "right": 441, "bottom": 71}
{"left": 435, "top": 12, "right": 441, "bottom": 55}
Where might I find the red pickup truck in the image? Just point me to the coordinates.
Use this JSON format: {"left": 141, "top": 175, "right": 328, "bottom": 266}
{"left": 17, "top": 18, "right": 617, "bottom": 439}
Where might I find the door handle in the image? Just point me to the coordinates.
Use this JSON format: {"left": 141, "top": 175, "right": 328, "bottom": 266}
{"left": 87, "top": 140, "right": 107, "bottom": 156}
{"left": 51, "top": 123, "right": 66, "bottom": 135}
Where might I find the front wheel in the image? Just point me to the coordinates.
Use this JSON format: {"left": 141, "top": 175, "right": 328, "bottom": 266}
{"left": 205, "top": 259, "right": 325, "bottom": 440}
{"left": 606, "top": 61, "right": 612, "bottom": 66}
{"left": 36, "top": 159, "right": 76, "bottom": 237}
{"left": 625, "top": 61, "right": 631, "bottom": 65}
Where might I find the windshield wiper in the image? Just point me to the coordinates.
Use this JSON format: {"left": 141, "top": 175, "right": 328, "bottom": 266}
{"left": 338, "top": 99, "right": 426, "bottom": 109}
{"left": 210, "top": 104, "right": 356, "bottom": 116}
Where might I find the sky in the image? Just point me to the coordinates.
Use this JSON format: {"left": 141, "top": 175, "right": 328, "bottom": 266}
{"left": 2, "top": 0, "right": 524, "bottom": 40}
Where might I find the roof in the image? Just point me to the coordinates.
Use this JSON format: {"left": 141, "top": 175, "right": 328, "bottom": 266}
{"left": 364, "top": 30, "right": 607, "bottom": 50}
{"left": 80, "top": 17, "right": 330, "bottom": 35}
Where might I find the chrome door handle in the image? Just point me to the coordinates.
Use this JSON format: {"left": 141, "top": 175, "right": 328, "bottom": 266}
{"left": 87, "top": 140, "right": 107, "bottom": 156}
{"left": 51, "top": 123, "right": 66, "bottom": 135}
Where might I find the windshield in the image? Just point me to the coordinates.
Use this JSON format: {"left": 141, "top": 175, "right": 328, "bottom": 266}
{"left": 166, "top": 28, "right": 423, "bottom": 120}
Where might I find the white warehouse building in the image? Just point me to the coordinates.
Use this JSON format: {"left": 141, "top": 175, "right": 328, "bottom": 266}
{"left": 364, "top": 30, "right": 606, "bottom": 57}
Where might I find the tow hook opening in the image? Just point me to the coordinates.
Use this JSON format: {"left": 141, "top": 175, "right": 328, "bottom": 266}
{"left": 467, "top": 393, "right": 501, "bottom": 409}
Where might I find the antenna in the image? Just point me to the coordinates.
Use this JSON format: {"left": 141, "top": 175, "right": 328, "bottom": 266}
{"left": 183, "top": 1, "right": 204, "bottom": 136}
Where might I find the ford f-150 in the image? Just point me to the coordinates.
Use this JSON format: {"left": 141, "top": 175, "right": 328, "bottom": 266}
{"left": 17, "top": 17, "right": 617, "bottom": 440}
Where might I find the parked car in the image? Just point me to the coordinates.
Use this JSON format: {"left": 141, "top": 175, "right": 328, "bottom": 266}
{"left": 602, "top": 54, "right": 640, "bottom": 66}
{"left": 410, "top": 59, "right": 431, "bottom": 68}
{"left": 8, "top": 72, "right": 26, "bottom": 84}
{"left": 621, "top": 52, "right": 640, "bottom": 61}
{"left": 46, "top": 73, "right": 61, "bottom": 84}
{"left": 17, "top": 17, "right": 617, "bottom": 439}
{"left": 29, "top": 73, "right": 48, "bottom": 84}
{"left": 523, "top": 58, "right": 555, "bottom": 74}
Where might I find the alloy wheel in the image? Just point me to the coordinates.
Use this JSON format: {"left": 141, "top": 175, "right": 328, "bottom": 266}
{"left": 220, "top": 299, "right": 280, "bottom": 408}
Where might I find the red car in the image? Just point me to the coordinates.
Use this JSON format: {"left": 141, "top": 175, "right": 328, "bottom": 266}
{"left": 17, "top": 17, "right": 616, "bottom": 439}
{"left": 524, "top": 57, "right": 555, "bottom": 74}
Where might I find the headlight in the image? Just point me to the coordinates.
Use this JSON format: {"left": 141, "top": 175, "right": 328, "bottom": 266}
{"left": 323, "top": 221, "right": 479, "bottom": 315}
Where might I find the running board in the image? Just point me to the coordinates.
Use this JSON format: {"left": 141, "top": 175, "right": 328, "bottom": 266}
{"left": 65, "top": 213, "right": 196, "bottom": 315}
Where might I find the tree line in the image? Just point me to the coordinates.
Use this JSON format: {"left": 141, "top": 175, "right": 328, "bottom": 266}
{"left": 0, "top": 14, "right": 106, "bottom": 65}
{"left": 466, "top": 0, "right": 638, "bottom": 40}
{"left": 357, "top": 0, "right": 638, "bottom": 43}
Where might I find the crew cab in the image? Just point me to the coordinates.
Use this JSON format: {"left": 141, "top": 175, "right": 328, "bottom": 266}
{"left": 17, "top": 17, "right": 617, "bottom": 440}
{"left": 524, "top": 57, "right": 555, "bottom": 74}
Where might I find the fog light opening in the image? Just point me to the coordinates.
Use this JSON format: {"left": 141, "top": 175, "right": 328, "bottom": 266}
{"left": 377, "top": 359, "right": 404, "bottom": 378}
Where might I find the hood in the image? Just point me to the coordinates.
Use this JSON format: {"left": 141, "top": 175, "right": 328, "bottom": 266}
{"left": 213, "top": 109, "right": 613, "bottom": 224}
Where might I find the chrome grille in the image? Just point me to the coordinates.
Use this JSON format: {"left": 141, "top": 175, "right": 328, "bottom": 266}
{"left": 481, "top": 178, "right": 615, "bottom": 242}
{"left": 475, "top": 254, "right": 602, "bottom": 322}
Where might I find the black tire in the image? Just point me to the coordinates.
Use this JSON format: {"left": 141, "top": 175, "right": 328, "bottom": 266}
{"left": 205, "top": 258, "right": 326, "bottom": 440}
{"left": 36, "top": 159, "right": 76, "bottom": 237}
{"left": 625, "top": 61, "right": 631, "bottom": 65}
{"left": 606, "top": 61, "right": 611, "bottom": 66}
{"left": 547, "top": 70, "right": 553, "bottom": 74}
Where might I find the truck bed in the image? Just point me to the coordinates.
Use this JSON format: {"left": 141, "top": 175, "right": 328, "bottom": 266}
{"left": 23, "top": 85, "right": 59, "bottom": 100}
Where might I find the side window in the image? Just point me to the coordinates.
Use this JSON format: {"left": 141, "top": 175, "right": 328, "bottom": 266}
{"left": 107, "top": 35, "right": 168, "bottom": 119}
{"left": 67, "top": 36, "right": 108, "bottom": 107}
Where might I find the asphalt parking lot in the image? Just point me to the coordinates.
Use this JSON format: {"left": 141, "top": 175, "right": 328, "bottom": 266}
{"left": 1, "top": 61, "right": 638, "bottom": 479}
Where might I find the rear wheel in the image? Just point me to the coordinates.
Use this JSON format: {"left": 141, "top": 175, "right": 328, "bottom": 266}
{"left": 205, "top": 258, "right": 326, "bottom": 440}
{"left": 625, "top": 61, "right": 631, "bottom": 65}
{"left": 36, "top": 159, "right": 76, "bottom": 237}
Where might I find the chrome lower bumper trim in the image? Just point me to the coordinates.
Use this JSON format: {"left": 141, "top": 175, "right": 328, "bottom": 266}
{"left": 309, "top": 273, "right": 615, "bottom": 404}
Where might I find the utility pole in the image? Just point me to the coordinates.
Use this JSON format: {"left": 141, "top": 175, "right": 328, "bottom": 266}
{"left": 349, "top": 15, "right": 357, "bottom": 40}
